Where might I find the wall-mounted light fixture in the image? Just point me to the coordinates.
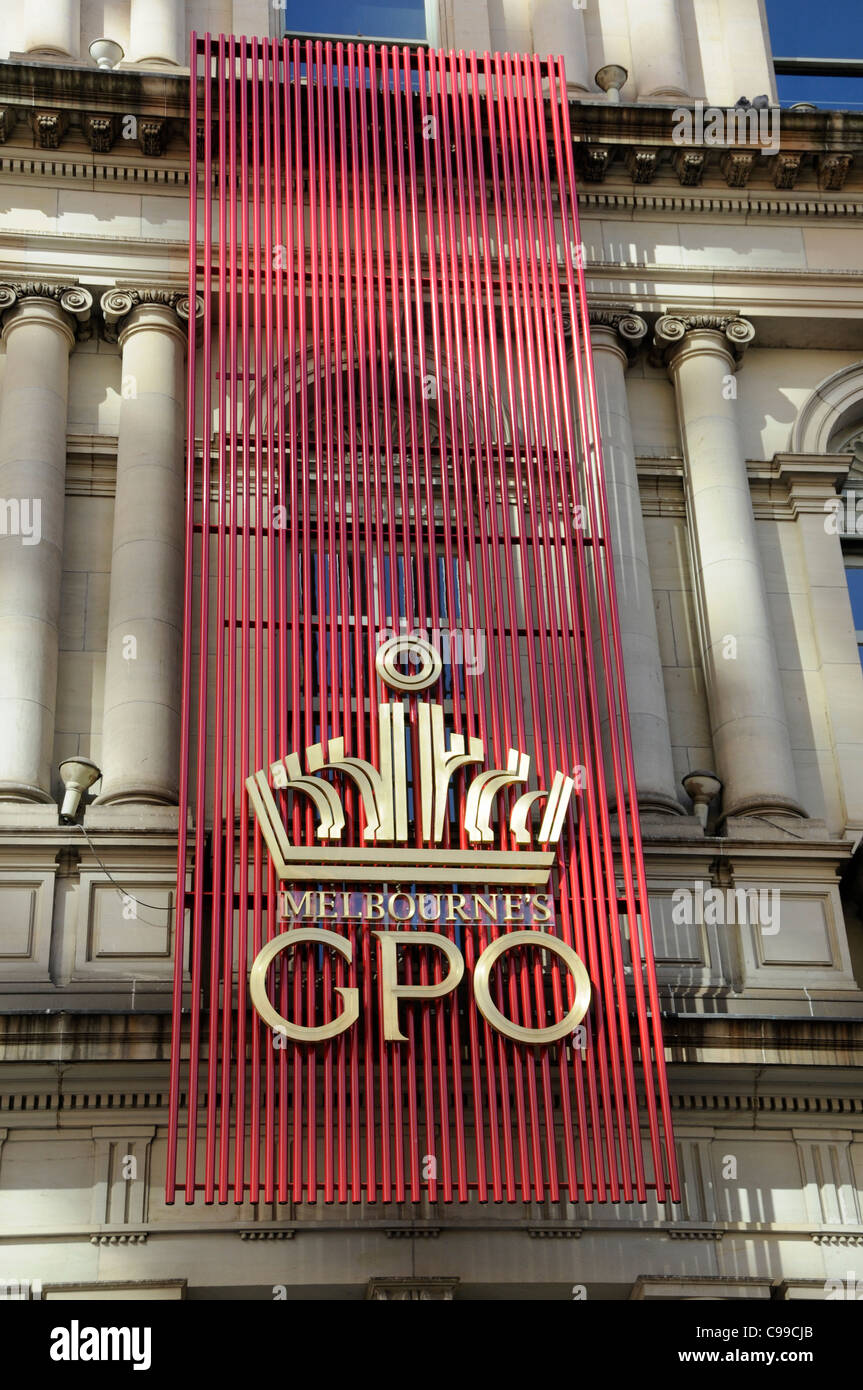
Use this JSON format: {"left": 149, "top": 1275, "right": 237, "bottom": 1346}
{"left": 89, "top": 38, "right": 124, "bottom": 70}
{"left": 681, "top": 770, "right": 723, "bottom": 830}
{"left": 58, "top": 757, "right": 102, "bottom": 823}
{"left": 594, "top": 65, "right": 628, "bottom": 104}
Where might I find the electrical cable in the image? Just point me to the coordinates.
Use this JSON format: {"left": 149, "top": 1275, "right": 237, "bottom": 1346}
{"left": 73, "top": 821, "right": 176, "bottom": 926}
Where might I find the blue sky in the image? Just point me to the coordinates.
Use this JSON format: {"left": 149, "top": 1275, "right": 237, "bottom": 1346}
{"left": 765, "top": 0, "right": 863, "bottom": 108}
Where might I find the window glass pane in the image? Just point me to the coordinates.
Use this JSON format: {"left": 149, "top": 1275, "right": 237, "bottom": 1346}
{"left": 845, "top": 563, "right": 863, "bottom": 628}
{"left": 764, "top": 0, "right": 863, "bottom": 111}
{"left": 282, "top": 0, "right": 426, "bottom": 41}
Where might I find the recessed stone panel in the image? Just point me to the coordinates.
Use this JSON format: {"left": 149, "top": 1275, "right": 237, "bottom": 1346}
{"left": 86, "top": 882, "right": 173, "bottom": 963}
{"left": 758, "top": 894, "right": 833, "bottom": 966}
{"left": 0, "top": 885, "right": 37, "bottom": 957}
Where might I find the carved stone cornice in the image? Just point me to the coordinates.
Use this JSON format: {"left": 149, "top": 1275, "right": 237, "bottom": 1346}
{"left": 0, "top": 281, "right": 93, "bottom": 338}
{"left": 100, "top": 287, "right": 204, "bottom": 341}
{"left": 650, "top": 312, "right": 755, "bottom": 367}
{"left": 578, "top": 187, "right": 863, "bottom": 220}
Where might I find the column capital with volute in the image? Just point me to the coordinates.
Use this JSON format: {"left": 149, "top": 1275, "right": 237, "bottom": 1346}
{"left": 564, "top": 306, "right": 649, "bottom": 363}
{"left": 651, "top": 313, "right": 756, "bottom": 369}
{"left": 0, "top": 281, "right": 93, "bottom": 346}
{"left": 588, "top": 307, "right": 649, "bottom": 363}
{"left": 100, "top": 287, "right": 203, "bottom": 344}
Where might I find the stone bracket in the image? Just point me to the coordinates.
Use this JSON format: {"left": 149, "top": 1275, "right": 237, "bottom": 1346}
{"left": 817, "top": 153, "right": 853, "bottom": 191}
{"left": 138, "top": 117, "right": 168, "bottom": 157}
{"left": 625, "top": 148, "right": 659, "bottom": 184}
{"left": 772, "top": 151, "right": 804, "bottom": 189}
{"left": 673, "top": 149, "right": 705, "bottom": 186}
{"left": 28, "top": 109, "right": 69, "bottom": 149}
{"left": 82, "top": 113, "right": 119, "bottom": 153}
{"left": 576, "top": 144, "right": 610, "bottom": 182}
{"left": 720, "top": 150, "right": 755, "bottom": 188}
{"left": 238, "top": 1229, "right": 295, "bottom": 1240}
{"left": 90, "top": 1232, "right": 148, "bottom": 1245}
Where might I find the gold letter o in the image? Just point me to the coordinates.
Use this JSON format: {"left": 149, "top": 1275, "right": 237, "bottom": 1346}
{"left": 473, "top": 930, "right": 591, "bottom": 1044}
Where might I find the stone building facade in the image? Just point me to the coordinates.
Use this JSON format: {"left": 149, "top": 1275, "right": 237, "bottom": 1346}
{"left": 0, "top": 0, "right": 862, "bottom": 1300}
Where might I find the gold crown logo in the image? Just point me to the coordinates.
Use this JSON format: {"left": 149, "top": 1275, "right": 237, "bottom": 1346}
{"left": 246, "top": 636, "right": 575, "bottom": 887}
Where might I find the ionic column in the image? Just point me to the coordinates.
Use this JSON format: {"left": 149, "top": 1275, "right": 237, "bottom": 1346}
{"left": 95, "top": 289, "right": 199, "bottom": 806}
{"left": 653, "top": 315, "right": 805, "bottom": 820}
{"left": 532, "top": 0, "right": 591, "bottom": 93}
{"left": 588, "top": 309, "right": 682, "bottom": 814}
{"left": 21, "top": 1, "right": 80, "bottom": 58}
{"left": 0, "top": 283, "right": 93, "bottom": 802}
{"left": 128, "top": 0, "right": 184, "bottom": 67}
{"left": 626, "top": 0, "right": 689, "bottom": 100}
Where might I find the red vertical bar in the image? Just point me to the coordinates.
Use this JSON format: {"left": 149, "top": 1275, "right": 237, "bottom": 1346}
{"left": 271, "top": 36, "right": 290, "bottom": 1207}
{"left": 322, "top": 42, "right": 350, "bottom": 1205}
{"left": 477, "top": 50, "right": 550, "bottom": 1202}
{"left": 516, "top": 53, "right": 599, "bottom": 1202}
{"left": 401, "top": 48, "right": 444, "bottom": 1205}
{"left": 260, "top": 36, "right": 279, "bottom": 1206}
{"left": 318, "top": 41, "right": 337, "bottom": 1206}
{"left": 390, "top": 49, "right": 432, "bottom": 1206}
{"left": 462, "top": 50, "right": 525, "bottom": 1203}
{"left": 247, "top": 35, "right": 270, "bottom": 1204}
{"left": 167, "top": 28, "right": 199, "bottom": 1204}
{"left": 356, "top": 44, "right": 392, "bottom": 1205}
{"left": 333, "top": 43, "right": 364, "bottom": 1205}
{"left": 204, "top": 32, "right": 227, "bottom": 1206}
{"left": 485, "top": 48, "right": 623, "bottom": 1202}
{"left": 183, "top": 30, "right": 214, "bottom": 1205}
{"left": 290, "top": 36, "right": 307, "bottom": 1205}
{"left": 239, "top": 34, "right": 259, "bottom": 1206}
{"left": 305, "top": 40, "right": 325, "bottom": 1206}
{"left": 221, "top": 33, "right": 239, "bottom": 1205}
{"left": 551, "top": 57, "right": 679, "bottom": 1201}
{"left": 451, "top": 51, "right": 508, "bottom": 1206}
{"left": 543, "top": 62, "right": 644, "bottom": 1201}
{"left": 372, "top": 46, "right": 407, "bottom": 1206}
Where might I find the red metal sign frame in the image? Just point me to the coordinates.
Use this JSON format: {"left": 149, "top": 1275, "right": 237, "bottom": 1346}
{"left": 167, "top": 32, "right": 679, "bottom": 1207}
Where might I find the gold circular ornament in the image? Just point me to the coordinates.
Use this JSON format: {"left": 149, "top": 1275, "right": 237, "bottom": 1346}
{"left": 375, "top": 634, "right": 442, "bottom": 692}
